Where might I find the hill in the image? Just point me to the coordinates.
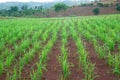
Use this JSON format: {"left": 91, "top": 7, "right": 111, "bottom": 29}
{"left": 0, "top": 0, "right": 92, "bottom": 10}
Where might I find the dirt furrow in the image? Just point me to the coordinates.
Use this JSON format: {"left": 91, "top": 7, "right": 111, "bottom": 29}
{"left": 67, "top": 37, "right": 84, "bottom": 80}
{"left": 20, "top": 52, "right": 39, "bottom": 80}
{"left": 42, "top": 40, "right": 62, "bottom": 80}
{"left": 0, "top": 73, "right": 6, "bottom": 80}
{"left": 83, "top": 39, "right": 118, "bottom": 80}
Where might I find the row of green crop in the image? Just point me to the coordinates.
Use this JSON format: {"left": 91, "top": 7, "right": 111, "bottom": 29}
{"left": 0, "top": 18, "right": 59, "bottom": 80}
{"left": 75, "top": 15, "right": 120, "bottom": 75}
{"left": 31, "top": 21, "right": 61, "bottom": 80}
{"left": 6, "top": 21, "right": 57, "bottom": 80}
{"left": 0, "top": 20, "right": 49, "bottom": 75}
{"left": 0, "top": 14, "right": 120, "bottom": 80}
{"left": 59, "top": 20, "right": 70, "bottom": 80}
{"left": 69, "top": 20, "right": 95, "bottom": 80}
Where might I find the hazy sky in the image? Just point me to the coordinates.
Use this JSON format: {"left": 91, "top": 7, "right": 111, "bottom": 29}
{"left": 0, "top": 0, "right": 94, "bottom": 3}
{"left": 0, "top": 0, "right": 55, "bottom": 3}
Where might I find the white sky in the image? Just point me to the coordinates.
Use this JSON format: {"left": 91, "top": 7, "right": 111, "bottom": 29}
{"left": 0, "top": 0, "right": 94, "bottom": 3}
{"left": 0, "top": 0, "right": 55, "bottom": 3}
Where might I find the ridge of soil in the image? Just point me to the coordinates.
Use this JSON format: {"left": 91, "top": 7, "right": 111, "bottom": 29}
{"left": 67, "top": 37, "right": 84, "bottom": 80}
{"left": 83, "top": 39, "right": 119, "bottom": 80}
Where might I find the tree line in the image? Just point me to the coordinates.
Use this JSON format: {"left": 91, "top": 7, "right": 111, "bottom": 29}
{"left": 0, "top": 2, "right": 120, "bottom": 17}
{"left": 0, "top": 5, "right": 43, "bottom": 17}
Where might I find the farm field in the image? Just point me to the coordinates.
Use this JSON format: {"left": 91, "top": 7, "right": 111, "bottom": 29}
{"left": 0, "top": 14, "right": 120, "bottom": 80}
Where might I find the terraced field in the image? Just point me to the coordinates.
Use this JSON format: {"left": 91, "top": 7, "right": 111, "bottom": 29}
{"left": 0, "top": 14, "right": 120, "bottom": 80}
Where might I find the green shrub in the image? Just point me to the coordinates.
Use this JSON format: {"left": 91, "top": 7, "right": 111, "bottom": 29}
{"left": 93, "top": 8, "right": 100, "bottom": 15}
{"left": 116, "top": 4, "right": 120, "bottom": 11}
{"left": 97, "top": 3, "right": 104, "bottom": 7}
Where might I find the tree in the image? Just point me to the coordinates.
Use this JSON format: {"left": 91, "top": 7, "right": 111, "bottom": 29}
{"left": 54, "top": 3, "right": 68, "bottom": 12}
{"left": 93, "top": 8, "right": 100, "bottom": 15}
{"left": 38, "top": 6, "right": 43, "bottom": 12}
{"left": 10, "top": 6, "right": 18, "bottom": 12}
{"left": 21, "top": 5, "right": 28, "bottom": 10}
{"left": 116, "top": 4, "right": 120, "bottom": 12}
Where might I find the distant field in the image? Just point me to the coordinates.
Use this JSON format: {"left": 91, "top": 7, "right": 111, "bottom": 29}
{"left": 0, "top": 14, "right": 120, "bottom": 80}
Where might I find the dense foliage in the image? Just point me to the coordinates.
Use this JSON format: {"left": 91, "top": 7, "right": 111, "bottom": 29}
{"left": 54, "top": 3, "right": 68, "bottom": 12}
{"left": 93, "top": 8, "right": 100, "bottom": 15}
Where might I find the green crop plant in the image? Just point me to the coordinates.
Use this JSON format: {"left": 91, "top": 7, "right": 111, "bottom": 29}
{"left": 30, "top": 61, "right": 47, "bottom": 80}
{"left": 19, "top": 50, "right": 35, "bottom": 70}
{"left": 20, "top": 39, "right": 31, "bottom": 53}
{"left": 5, "top": 54, "right": 15, "bottom": 68}
{"left": 8, "top": 68, "right": 18, "bottom": 80}
{"left": 59, "top": 24, "right": 70, "bottom": 80}
{"left": 84, "top": 62, "right": 96, "bottom": 80}
{"left": 104, "top": 37, "right": 115, "bottom": 51}
{"left": 94, "top": 42, "right": 107, "bottom": 59}
{"left": 30, "top": 70, "right": 37, "bottom": 80}
{"left": 107, "top": 53, "right": 120, "bottom": 74}
{"left": 37, "top": 61, "right": 46, "bottom": 78}
{"left": 62, "top": 59, "right": 70, "bottom": 79}
{"left": 0, "top": 61, "right": 3, "bottom": 75}
{"left": 0, "top": 41, "right": 5, "bottom": 52}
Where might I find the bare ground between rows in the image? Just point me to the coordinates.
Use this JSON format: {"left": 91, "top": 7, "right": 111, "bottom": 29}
{"left": 67, "top": 37, "right": 84, "bottom": 80}
{"left": 0, "top": 73, "right": 6, "bottom": 80}
{"left": 83, "top": 39, "right": 119, "bottom": 80}
{"left": 42, "top": 23, "right": 62, "bottom": 80}
{"left": 20, "top": 52, "right": 39, "bottom": 80}
{"left": 20, "top": 38, "right": 51, "bottom": 80}
{"left": 42, "top": 39, "right": 62, "bottom": 80}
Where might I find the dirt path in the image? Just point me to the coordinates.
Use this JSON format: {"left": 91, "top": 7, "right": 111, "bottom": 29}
{"left": 67, "top": 37, "right": 84, "bottom": 80}
{"left": 83, "top": 39, "right": 119, "bottom": 80}
{"left": 42, "top": 40, "right": 62, "bottom": 80}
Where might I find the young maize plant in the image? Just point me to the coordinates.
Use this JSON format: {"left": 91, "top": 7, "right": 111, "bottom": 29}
{"left": 107, "top": 53, "right": 120, "bottom": 74}
{"left": 41, "top": 21, "right": 57, "bottom": 42}
{"left": 0, "top": 61, "right": 3, "bottom": 75}
{"left": 59, "top": 22, "right": 70, "bottom": 80}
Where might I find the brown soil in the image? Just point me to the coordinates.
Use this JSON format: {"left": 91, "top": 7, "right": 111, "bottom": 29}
{"left": 67, "top": 37, "right": 84, "bottom": 80}
{"left": 0, "top": 40, "right": 33, "bottom": 80}
{"left": 20, "top": 33, "right": 52, "bottom": 80}
{"left": 83, "top": 39, "right": 119, "bottom": 80}
{"left": 20, "top": 52, "right": 39, "bottom": 80}
{"left": 0, "top": 73, "right": 6, "bottom": 80}
{"left": 42, "top": 40, "right": 62, "bottom": 80}
{"left": 19, "top": 27, "right": 55, "bottom": 80}
{"left": 36, "top": 6, "right": 117, "bottom": 17}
